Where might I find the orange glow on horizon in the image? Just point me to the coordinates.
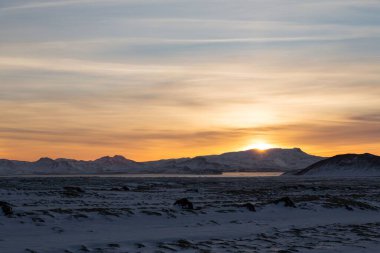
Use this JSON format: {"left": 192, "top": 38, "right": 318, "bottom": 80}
{"left": 1, "top": 140, "right": 380, "bottom": 162}
{"left": 244, "top": 141, "right": 274, "bottom": 151}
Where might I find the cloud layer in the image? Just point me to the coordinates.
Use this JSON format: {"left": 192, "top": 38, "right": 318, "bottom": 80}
{"left": 1, "top": 0, "right": 380, "bottom": 160}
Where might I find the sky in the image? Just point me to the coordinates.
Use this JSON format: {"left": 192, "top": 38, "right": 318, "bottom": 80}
{"left": 0, "top": 0, "right": 380, "bottom": 161}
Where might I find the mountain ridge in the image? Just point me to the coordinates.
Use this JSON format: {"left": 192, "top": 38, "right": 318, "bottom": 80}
{"left": 287, "top": 153, "right": 380, "bottom": 177}
{"left": 0, "top": 148, "right": 323, "bottom": 175}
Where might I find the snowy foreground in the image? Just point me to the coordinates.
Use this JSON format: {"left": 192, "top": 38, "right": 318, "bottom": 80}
{"left": 1, "top": 177, "right": 380, "bottom": 253}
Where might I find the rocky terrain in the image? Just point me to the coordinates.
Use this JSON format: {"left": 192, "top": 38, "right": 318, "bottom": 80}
{"left": 0, "top": 176, "right": 379, "bottom": 252}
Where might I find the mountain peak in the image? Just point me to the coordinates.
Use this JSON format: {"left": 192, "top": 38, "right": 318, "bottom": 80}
{"left": 36, "top": 157, "right": 55, "bottom": 163}
{"left": 113, "top": 155, "right": 127, "bottom": 160}
{"left": 94, "top": 155, "right": 137, "bottom": 165}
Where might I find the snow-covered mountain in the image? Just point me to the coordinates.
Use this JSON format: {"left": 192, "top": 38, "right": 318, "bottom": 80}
{"left": 288, "top": 153, "right": 380, "bottom": 177}
{"left": 202, "top": 148, "right": 322, "bottom": 171}
{"left": 142, "top": 157, "right": 231, "bottom": 174}
{"left": 0, "top": 148, "right": 323, "bottom": 175}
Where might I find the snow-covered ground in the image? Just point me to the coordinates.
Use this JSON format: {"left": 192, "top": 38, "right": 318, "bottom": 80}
{"left": 1, "top": 176, "right": 380, "bottom": 253}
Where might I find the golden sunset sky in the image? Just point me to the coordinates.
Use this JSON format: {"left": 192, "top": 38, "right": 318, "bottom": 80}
{"left": 1, "top": 0, "right": 380, "bottom": 161}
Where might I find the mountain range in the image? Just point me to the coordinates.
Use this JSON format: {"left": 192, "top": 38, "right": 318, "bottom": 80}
{"left": 0, "top": 148, "right": 323, "bottom": 175}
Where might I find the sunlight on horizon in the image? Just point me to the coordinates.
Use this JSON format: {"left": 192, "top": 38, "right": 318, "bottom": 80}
{"left": 0, "top": 0, "right": 379, "bottom": 160}
{"left": 244, "top": 141, "right": 274, "bottom": 151}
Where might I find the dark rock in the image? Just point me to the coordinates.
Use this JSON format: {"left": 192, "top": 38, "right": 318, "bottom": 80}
{"left": 176, "top": 239, "right": 192, "bottom": 249}
{"left": 185, "top": 189, "right": 199, "bottom": 193}
{"left": 136, "top": 185, "right": 152, "bottom": 191}
{"left": 135, "top": 243, "right": 145, "bottom": 248}
{"left": 345, "top": 205, "right": 354, "bottom": 211}
{"left": 174, "top": 198, "right": 194, "bottom": 210}
{"left": 323, "top": 197, "right": 377, "bottom": 211}
{"left": 0, "top": 201, "right": 13, "bottom": 216}
{"left": 63, "top": 186, "right": 84, "bottom": 197}
{"left": 63, "top": 186, "right": 84, "bottom": 193}
{"left": 272, "top": 197, "right": 296, "bottom": 208}
{"left": 25, "top": 249, "right": 38, "bottom": 253}
{"left": 241, "top": 202, "right": 256, "bottom": 212}
{"left": 122, "top": 186, "right": 130, "bottom": 191}
{"left": 108, "top": 243, "right": 120, "bottom": 248}
{"left": 279, "top": 184, "right": 307, "bottom": 191}
{"left": 79, "top": 245, "right": 90, "bottom": 252}
{"left": 32, "top": 217, "right": 45, "bottom": 223}
{"left": 111, "top": 186, "right": 130, "bottom": 191}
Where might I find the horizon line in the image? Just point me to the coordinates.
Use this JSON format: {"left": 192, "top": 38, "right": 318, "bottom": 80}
{"left": 3, "top": 147, "right": 377, "bottom": 163}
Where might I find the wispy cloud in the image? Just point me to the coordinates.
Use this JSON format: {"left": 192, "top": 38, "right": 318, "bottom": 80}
{"left": 0, "top": 0, "right": 150, "bottom": 11}
{"left": 350, "top": 113, "right": 380, "bottom": 123}
{"left": 0, "top": 57, "right": 185, "bottom": 76}
{"left": 1, "top": 0, "right": 380, "bottom": 160}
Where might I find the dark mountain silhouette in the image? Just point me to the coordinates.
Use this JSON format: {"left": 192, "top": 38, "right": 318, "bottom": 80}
{"left": 289, "top": 153, "right": 380, "bottom": 177}
{"left": 0, "top": 148, "right": 322, "bottom": 175}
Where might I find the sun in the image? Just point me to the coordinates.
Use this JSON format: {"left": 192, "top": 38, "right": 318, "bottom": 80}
{"left": 244, "top": 142, "right": 274, "bottom": 151}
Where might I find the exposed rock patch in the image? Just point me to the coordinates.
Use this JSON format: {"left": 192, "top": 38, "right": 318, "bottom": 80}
{"left": 174, "top": 198, "right": 194, "bottom": 210}
{"left": 63, "top": 186, "right": 84, "bottom": 197}
{"left": 272, "top": 197, "right": 296, "bottom": 208}
{"left": 0, "top": 201, "right": 13, "bottom": 216}
{"left": 240, "top": 203, "right": 256, "bottom": 212}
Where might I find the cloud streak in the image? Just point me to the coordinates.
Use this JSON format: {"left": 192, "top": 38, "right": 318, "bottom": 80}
{"left": 1, "top": 0, "right": 380, "bottom": 160}
{"left": 0, "top": 0, "right": 155, "bottom": 12}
